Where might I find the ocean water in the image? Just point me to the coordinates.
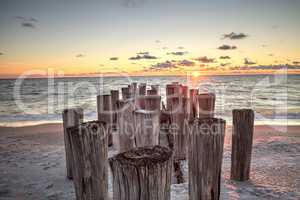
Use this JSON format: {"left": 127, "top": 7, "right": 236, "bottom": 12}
{"left": 0, "top": 74, "right": 299, "bottom": 126}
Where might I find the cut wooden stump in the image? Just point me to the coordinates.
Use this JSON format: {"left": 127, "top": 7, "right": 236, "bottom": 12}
{"left": 111, "top": 90, "right": 119, "bottom": 129}
{"left": 198, "top": 93, "right": 216, "bottom": 118}
{"left": 97, "top": 94, "right": 113, "bottom": 146}
{"left": 180, "top": 85, "right": 188, "bottom": 98}
{"left": 144, "top": 95, "right": 161, "bottom": 111}
{"left": 117, "top": 99, "right": 136, "bottom": 152}
{"left": 231, "top": 109, "right": 255, "bottom": 181}
{"left": 109, "top": 146, "right": 173, "bottom": 200}
{"left": 68, "top": 121, "right": 108, "bottom": 200}
{"left": 188, "top": 118, "right": 226, "bottom": 200}
{"left": 133, "top": 110, "right": 160, "bottom": 147}
{"left": 189, "top": 89, "right": 199, "bottom": 120}
{"left": 62, "top": 108, "right": 83, "bottom": 179}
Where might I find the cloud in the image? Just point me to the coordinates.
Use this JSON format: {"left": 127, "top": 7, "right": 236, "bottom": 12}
{"left": 15, "top": 16, "right": 38, "bottom": 29}
{"left": 195, "top": 56, "right": 216, "bottom": 63}
{"left": 178, "top": 46, "right": 184, "bottom": 49}
{"left": 129, "top": 53, "right": 157, "bottom": 60}
{"left": 177, "top": 59, "right": 195, "bottom": 66}
{"left": 0, "top": 52, "right": 3, "bottom": 56}
{"left": 244, "top": 58, "right": 256, "bottom": 65}
{"left": 231, "top": 65, "right": 300, "bottom": 71}
{"left": 162, "top": 47, "right": 168, "bottom": 50}
{"left": 110, "top": 57, "right": 119, "bottom": 61}
{"left": 268, "top": 54, "right": 274, "bottom": 57}
{"left": 150, "top": 60, "right": 177, "bottom": 70}
{"left": 293, "top": 61, "right": 300, "bottom": 65}
{"left": 223, "top": 32, "right": 248, "bottom": 40}
{"left": 167, "top": 51, "right": 188, "bottom": 56}
{"left": 155, "top": 40, "right": 161, "bottom": 43}
{"left": 121, "top": 0, "right": 146, "bottom": 8}
{"left": 137, "top": 52, "right": 149, "bottom": 55}
{"left": 76, "top": 54, "right": 85, "bottom": 58}
{"left": 219, "top": 56, "right": 231, "bottom": 59}
{"left": 21, "top": 22, "right": 35, "bottom": 28}
{"left": 218, "top": 45, "right": 237, "bottom": 50}
{"left": 220, "top": 63, "right": 231, "bottom": 67}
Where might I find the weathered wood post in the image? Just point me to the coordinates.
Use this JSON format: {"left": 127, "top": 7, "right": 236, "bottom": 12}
{"left": 117, "top": 99, "right": 136, "bottom": 152}
{"left": 188, "top": 118, "right": 226, "bottom": 200}
{"left": 136, "top": 83, "right": 146, "bottom": 109}
{"left": 169, "top": 97, "right": 189, "bottom": 160}
{"left": 144, "top": 95, "right": 161, "bottom": 111}
{"left": 111, "top": 90, "right": 119, "bottom": 129}
{"left": 121, "top": 87, "right": 131, "bottom": 100}
{"left": 97, "top": 94, "right": 113, "bottom": 146}
{"left": 109, "top": 146, "right": 173, "bottom": 200}
{"left": 166, "top": 84, "right": 180, "bottom": 110}
{"left": 62, "top": 108, "right": 84, "bottom": 179}
{"left": 198, "top": 93, "right": 216, "bottom": 118}
{"left": 189, "top": 89, "right": 199, "bottom": 120}
{"left": 133, "top": 110, "right": 160, "bottom": 147}
{"left": 68, "top": 121, "right": 108, "bottom": 200}
{"left": 231, "top": 109, "right": 255, "bottom": 181}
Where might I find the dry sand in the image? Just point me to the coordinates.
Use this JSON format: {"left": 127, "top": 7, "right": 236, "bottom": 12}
{"left": 0, "top": 123, "right": 299, "bottom": 199}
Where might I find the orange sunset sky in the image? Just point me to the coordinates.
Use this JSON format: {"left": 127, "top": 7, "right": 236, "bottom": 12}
{"left": 0, "top": 0, "right": 300, "bottom": 78}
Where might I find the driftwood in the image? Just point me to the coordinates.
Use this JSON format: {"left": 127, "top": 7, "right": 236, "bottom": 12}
{"left": 117, "top": 99, "right": 136, "bottom": 152}
{"left": 133, "top": 110, "right": 160, "bottom": 147}
{"left": 109, "top": 146, "right": 173, "bottom": 200}
{"left": 198, "top": 93, "right": 216, "bottom": 118}
{"left": 111, "top": 90, "right": 119, "bottom": 129}
{"left": 188, "top": 118, "right": 226, "bottom": 200}
{"left": 231, "top": 109, "right": 254, "bottom": 181}
{"left": 68, "top": 121, "right": 108, "bottom": 200}
{"left": 62, "top": 108, "right": 84, "bottom": 179}
{"left": 97, "top": 94, "right": 113, "bottom": 146}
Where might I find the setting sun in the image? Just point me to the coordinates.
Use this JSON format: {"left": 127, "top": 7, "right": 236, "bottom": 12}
{"left": 192, "top": 71, "right": 200, "bottom": 78}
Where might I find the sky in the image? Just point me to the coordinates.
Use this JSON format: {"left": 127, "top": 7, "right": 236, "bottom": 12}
{"left": 0, "top": 0, "right": 300, "bottom": 77}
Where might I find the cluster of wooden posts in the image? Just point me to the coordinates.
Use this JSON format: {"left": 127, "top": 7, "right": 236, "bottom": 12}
{"left": 62, "top": 82, "right": 255, "bottom": 200}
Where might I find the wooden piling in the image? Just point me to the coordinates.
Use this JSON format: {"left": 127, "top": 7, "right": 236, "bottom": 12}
{"left": 198, "top": 93, "right": 216, "bottom": 118}
{"left": 188, "top": 118, "right": 226, "bottom": 200}
{"left": 137, "top": 83, "right": 147, "bottom": 109}
{"left": 68, "top": 121, "right": 108, "bottom": 200}
{"left": 189, "top": 89, "right": 199, "bottom": 120}
{"left": 110, "top": 90, "right": 119, "bottom": 129}
{"left": 144, "top": 95, "right": 161, "bottom": 111}
{"left": 97, "top": 94, "right": 113, "bottom": 146}
{"left": 166, "top": 84, "right": 180, "bottom": 110}
{"left": 133, "top": 110, "right": 160, "bottom": 147}
{"left": 117, "top": 99, "right": 136, "bottom": 152}
{"left": 62, "top": 108, "right": 83, "bottom": 179}
{"left": 109, "top": 146, "right": 173, "bottom": 200}
{"left": 231, "top": 109, "right": 255, "bottom": 181}
{"left": 121, "top": 87, "right": 131, "bottom": 100}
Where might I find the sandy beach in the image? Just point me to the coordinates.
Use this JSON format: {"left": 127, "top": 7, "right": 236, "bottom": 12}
{"left": 0, "top": 123, "right": 299, "bottom": 200}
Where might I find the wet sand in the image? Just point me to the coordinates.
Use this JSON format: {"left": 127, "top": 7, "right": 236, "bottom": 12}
{"left": 0, "top": 123, "right": 299, "bottom": 199}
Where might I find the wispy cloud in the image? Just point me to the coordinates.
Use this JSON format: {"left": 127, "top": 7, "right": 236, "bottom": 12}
{"left": 15, "top": 16, "right": 38, "bottom": 29}
{"left": 167, "top": 51, "right": 188, "bottom": 56}
{"left": 223, "top": 32, "right": 248, "bottom": 40}
{"left": 177, "top": 59, "right": 195, "bottom": 66}
{"left": 244, "top": 58, "right": 256, "bottom": 65}
{"left": 231, "top": 65, "right": 300, "bottom": 71}
{"left": 177, "top": 46, "right": 184, "bottom": 50}
{"left": 195, "top": 56, "right": 216, "bottom": 63}
{"left": 219, "top": 56, "right": 231, "bottom": 59}
{"left": 293, "top": 61, "right": 300, "bottom": 65}
{"left": 129, "top": 53, "right": 157, "bottom": 60}
{"left": 218, "top": 45, "right": 237, "bottom": 50}
{"left": 155, "top": 40, "right": 161, "bottom": 43}
{"left": 0, "top": 52, "right": 4, "bottom": 56}
{"left": 110, "top": 57, "right": 119, "bottom": 61}
{"left": 220, "top": 63, "right": 231, "bottom": 67}
{"left": 76, "top": 54, "right": 85, "bottom": 58}
{"left": 150, "top": 60, "right": 177, "bottom": 70}
{"left": 121, "top": 0, "right": 146, "bottom": 8}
